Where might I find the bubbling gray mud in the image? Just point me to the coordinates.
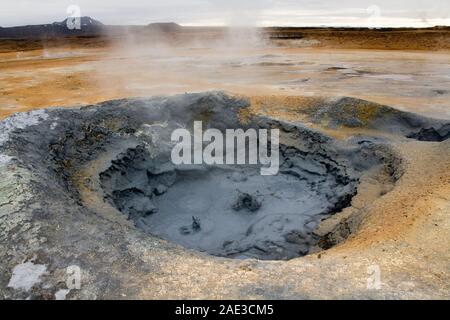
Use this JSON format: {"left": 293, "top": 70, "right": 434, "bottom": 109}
{"left": 100, "top": 139, "right": 359, "bottom": 260}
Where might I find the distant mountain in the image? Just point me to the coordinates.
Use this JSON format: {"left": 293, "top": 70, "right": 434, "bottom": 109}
{"left": 0, "top": 16, "right": 105, "bottom": 39}
{"left": 147, "top": 22, "right": 181, "bottom": 32}
{"left": 0, "top": 19, "right": 186, "bottom": 39}
{"left": 54, "top": 16, "right": 104, "bottom": 28}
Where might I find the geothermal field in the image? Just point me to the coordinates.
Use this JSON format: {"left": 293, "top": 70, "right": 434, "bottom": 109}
{"left": 0, "top": 21, "right": 449, "bottom": 300}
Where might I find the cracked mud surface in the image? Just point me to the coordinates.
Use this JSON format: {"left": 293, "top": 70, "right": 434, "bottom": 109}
{"left": 100, "top": 143, "right": 359, "bottom": 260}
{"left": 0, "top": 92, "right": 449, "bottom": 299}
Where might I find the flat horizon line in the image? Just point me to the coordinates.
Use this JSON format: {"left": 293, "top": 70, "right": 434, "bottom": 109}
{"left": 2, "top": 21, "right": 450, "bottom": 29}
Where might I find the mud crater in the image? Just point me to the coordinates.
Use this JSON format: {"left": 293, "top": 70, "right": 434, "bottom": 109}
{"left": 1, "top": 92, "right": 418, "bottom": 263}
{"left": 3, "top": 92, "right": 450, "bottom": 300}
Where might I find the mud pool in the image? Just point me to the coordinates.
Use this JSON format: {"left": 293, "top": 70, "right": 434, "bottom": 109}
{"left": 100, "top": 152, "right": 357, "bottom": 260}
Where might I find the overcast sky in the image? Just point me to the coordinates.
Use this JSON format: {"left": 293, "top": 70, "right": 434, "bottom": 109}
{"left": 1, "top": 0, "right": 449, "bottom": 27}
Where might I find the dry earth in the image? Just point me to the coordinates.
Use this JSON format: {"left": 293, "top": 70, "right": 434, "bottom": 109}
{"left": 0, "top": 32, "right": 449, "bottom": 299}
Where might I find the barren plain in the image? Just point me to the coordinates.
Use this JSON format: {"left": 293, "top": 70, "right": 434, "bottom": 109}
{"left": 0, "top": 28, "right": 449, "bottom": 299}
